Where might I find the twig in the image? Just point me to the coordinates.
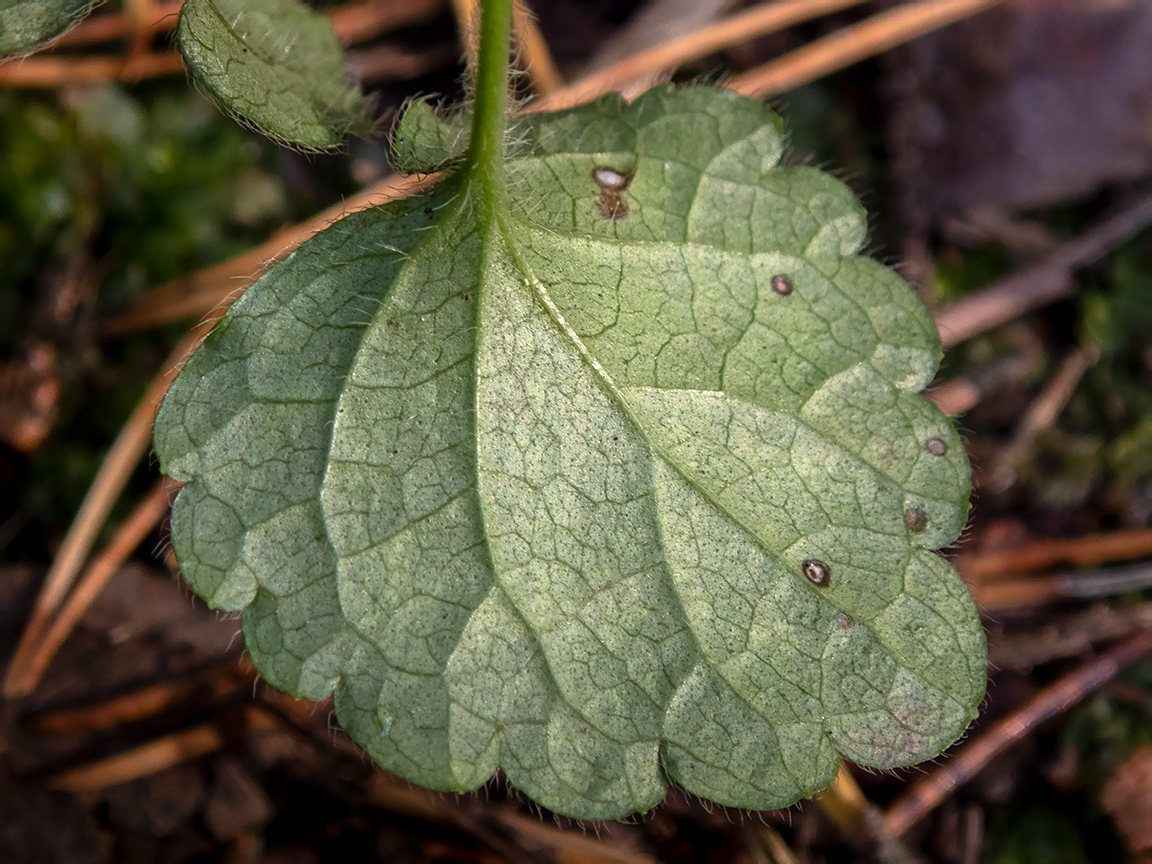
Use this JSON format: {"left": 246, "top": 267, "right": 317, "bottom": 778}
{"left": 746, "top": 823, "right": 802, "bottom": 864}
{"left": 970, "top": 563, "right": 1152, "bottom": 613}
{"left": 6, "top": 172, "right": 441, "bottom": 701}
{"left": 960, "top": 805, "right": 984, "bottom": 864}
{"left": 988, "top": 603, "right": 1152, "bottom": 672}
{"left": 48, "top": 723, "right": 225, "bottom": 790}
{"left": 48, "top": 0, "right": 448, "bottom": 49}
{"left": 729, "top": 0, "right": 1002, "bottom": 98}
{"left": 27, "top": 659, "right": 250, "bottom": 733}
{"left": 2, "top": 323, "right": 212, "bottom": 700}
{"left": 344, "top": 42, "right": 459, "bottom": 85}
{"left": 538, "top": 0, "right": 868, "bottom": 110}
{"left": 813, "top": 762, "right": 872, "bottom": 844}
{"left": 52, "top": 1, "right": 180, "bottom": 48}
{"left": 489, "top": 808, "right": 661, "bottom": 864}
{"left": 0, "top": 0, "right": 450, "bottom": 87}
{"left": 122, "top": 0, "right": 155, "bottom": 75}
{"left": 450, "top": 0, "right": 480, "bottom": 61}
{"left": 813, "top": 763, "right": 915, "bottom": 860}
{"left": 987, "top": 346, "right": 1098, "bottom": 492}
{"left": 364, "top": 778, "right": 539, "bottom": 864}
{"left": 935, "top": 193, "right": 1152, "bottom": 347}
{"left": 926, "top": 343, "right": 1041, "bottom": 417}
{"left": 883, "top": 630, "right": 1152, "bottom": 836}
{"left": 0, "top": 52, "right": 184, "bottom": 87}
{"left": 585, "top": 0, "right": 740, "bottom": 74}
{"left": 513, "top": 0, "right": 564, "bottom": 96}
{"left": 4, "top": 477, "right": 180, "bottom": 696}
{"left": 328, "top": 0, "right": 448, "bottom": 47}
{"left": 962, "top": 527, "right": 1152, "bottom": 581}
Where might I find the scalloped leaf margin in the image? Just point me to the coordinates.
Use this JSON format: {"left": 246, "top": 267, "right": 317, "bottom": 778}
{"left": 155, "top": 85, "right": 985, "bottom": 821}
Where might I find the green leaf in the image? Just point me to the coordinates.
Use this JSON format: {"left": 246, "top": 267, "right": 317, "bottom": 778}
{"left": 177, "top": 0, "right": 372, "bottom": 150}
{"left": 0, "top": 0, "right": 97, "bottom": 59}
{"left": 390, "top": 99, "right": 470, "bottom": 175}
{"left": 155, "top": 85, "right": 984, "bottom": 820}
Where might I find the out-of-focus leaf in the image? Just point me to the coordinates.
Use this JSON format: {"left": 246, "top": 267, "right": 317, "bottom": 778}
{"left": 0, "top": 0, "right": 96, "bottom": 59}
{"left": 177, "top": 0, "right": 372, "bottom": 150}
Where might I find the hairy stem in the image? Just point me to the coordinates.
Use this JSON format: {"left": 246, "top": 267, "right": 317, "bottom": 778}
{"left": 468, "top": 0, "right": 514, "bottom": 209}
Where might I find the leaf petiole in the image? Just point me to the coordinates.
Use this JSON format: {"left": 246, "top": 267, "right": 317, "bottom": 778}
{"left": 468, "top": 0, "right": 514, "bottom": 214}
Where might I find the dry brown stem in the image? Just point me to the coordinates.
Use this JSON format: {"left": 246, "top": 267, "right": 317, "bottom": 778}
{"left": 53, "top": 1, "right": 180, "bottom": 48}
{"left": 987, "top": 346, "right": 1098, "bottom": 492}
{"left": 729, "top": 0, "right": 1002, "bottom": 98}
{"left": 2, "top": 323, "right": 213, "bottom": 700}
{"left": 813, "top": 762, "right": 874, "bottom": 844}
{"left": 329, "top": 0, "right": 448, "bottom": 47}
{"left": 537, "top": 0, "right": 868, "bottom": 110}
{"left": 49, "top": 724, "right": 225, "bottom": 790}
{"left": 936, "top": 193, "right": 1152, "bottom": 347}
{"left": 0, "top": 52, "right": 184, "bottom": 87}
{"left": 27, "top": 660, "right": 250, "bottom": 734}
{"left": 489, "top": 809, "right": 661, "bottom": 864}
{"left": 514, "top": 1, "right": 564, "bottom": 95}
{"left": 4, "top": 477, "right": 181, "bottom": 696}
{"left": 963, "top": 527, "right": 1152, "bottom": 581}
{"left": 989, "top": 603, "right": 1152, "bottom": 672}
{"left": 0, "top": 0, "right": 450, "bottom": 87}
{"left": 968, "top": 564, "right": 1152, "bottom": 613}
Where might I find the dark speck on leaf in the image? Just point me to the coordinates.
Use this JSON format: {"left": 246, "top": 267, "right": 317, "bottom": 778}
{"left": 905, "top": 507, "right": 928, "bottom": 532}
{"left": 835, "top": 612, "right": 853, "bottom": 629}
{"left": 770, "top": 274, "right": 794, "bottom": 296}
{"left": 802, "top": 559, "right": 830, "bottom": 586}
{"left": 925, "top": 437, "right": 948, "bottom": 456}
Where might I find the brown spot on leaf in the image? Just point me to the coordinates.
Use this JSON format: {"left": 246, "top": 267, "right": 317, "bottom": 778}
{"left": 803, "top": 559, "right": 830, "bottom": 586}
{"left": 905, "top": 507, "right": 928, "bottom": 532}
{"left": 770, "top": 274, "right": 794, "bottom": 296}
{"left": 593, "top": 165, "right": 633, "bottom": 220}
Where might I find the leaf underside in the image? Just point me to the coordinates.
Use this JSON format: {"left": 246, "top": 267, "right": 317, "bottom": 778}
{"left": 155, "top": 85, "right": 985, "bottom": 820}
{"left": 177, "top": 0, "right": 372, "bottom": 150}
{"left": 0, "top": 0, "right": 96, "bottom": 59}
